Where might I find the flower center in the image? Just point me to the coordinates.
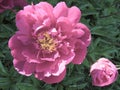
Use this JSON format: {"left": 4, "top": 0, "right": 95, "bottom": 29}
{"left": 38, "top": 33, "right": 57, "bottom": 52}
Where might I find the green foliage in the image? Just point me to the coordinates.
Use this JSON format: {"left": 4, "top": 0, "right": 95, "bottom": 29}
{"left": 0, "top": 0, "right": 120, "bottom": 90}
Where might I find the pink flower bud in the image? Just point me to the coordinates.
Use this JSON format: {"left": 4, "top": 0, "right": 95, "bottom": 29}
{"left": 90, "top": 58, "right": 118, "bottom": 87}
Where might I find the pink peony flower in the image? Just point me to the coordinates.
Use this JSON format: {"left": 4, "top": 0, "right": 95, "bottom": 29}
{"left": 9, "top": 2, "right": 91, "bottom": 84}
{"left": 90, "top": 58, "right": 118, "bottom": 87}
{"left": 0, "top": 0, "right": 27, "bottom": 13}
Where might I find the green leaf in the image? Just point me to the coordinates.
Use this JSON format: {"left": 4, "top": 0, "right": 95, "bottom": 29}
{"left": 63, "top": 76, "right": 84, "bottom": 85}
{"left": 69, "top": 83, "right": 88, "bottom": 89}
{"left": 0, "top": 78, "right": 10, "bottom": 88}
{"left": 67, "top": 64, "right": 74, "bottom": 76}
{"left": 83, "top": 58, "right": 90, "bottom": 67}
{"left": 0, "top": 52, "right": 5, "bottom": 58}
{"left": 0, "top": 61, "right": 8, "bottom": 76}
{"left": 41, "top": 84, "right": 57, "bottom": 90}
{"left": 16, "top": 83, "right": 38, "bottom": 90}
{"left": 57, "top": 85, "right": 64, "bottom": 90}
{"left": 30, "top": 75, "right": 41, "bottom": 87}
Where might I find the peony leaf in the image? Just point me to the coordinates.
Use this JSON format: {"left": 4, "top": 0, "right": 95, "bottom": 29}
{"left": 16, "top": 83, "right": 38, "bottom": 90}
{"left": 0, "top": 61, "right": 8, "bottom": 76}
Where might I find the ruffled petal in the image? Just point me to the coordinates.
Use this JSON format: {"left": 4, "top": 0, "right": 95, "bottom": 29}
{"left": 16, "top": 5, "right": 37, "bottom": 33}
{"left": 22, "top": 46, "right": 41, "bottom": 63}
{"left": 16, "top": 32, "right": 33, "bottom": 45}
{"left": 51, "top": 60, "right": 66, "bottom": 76}
{"left": 71, "top": 28, "right": 85, "bottom": 38}
{"left": 8, "top": 34, "right": 26, "bottom": 60}
{"left": 53, "top": 2, "right": 68, "bottom": 18}
{"left": 36, "top": 2, "right": 55, "bottom": 24}
{"left": 9, "top": 33, "right": 41, "bottom": 63}
{"left": 57, "top": 17, "right": 73, "bottom": 37}
{"left": 68, "top": 6, "right": 81, "bottom": 23}
{"left": 13, "top": 59, "right": 26, "bottom": 75}
{"left": 23, "top": 61, "right": 36, "bottom": 76}
{"left": 13, "top": 59, "right": 35, "bottom": 76}
{"left": 72, "top": 40, "right": 87, "bottom": 64}
{"left": 16, "top": 11, "right": 31, "bottom": 32}
{"left": 40, "top": 51, "right": 60, "bottom": 61}
{"left": 58, "top": 47, "right": 75, "bottom": 64}
{"left": 35, "top": 72, "right": 44, "bottom": 80}
{"left": 36, "top": 61, "right": 57, "bottom": 72}
{"left": 43, "top": 69, "right": 66, "bottom": 84}
{"left": 75, "top": 23, "right": 91, "bottom": 46}
{"left": 36, "top": 2, "right": 53, "bottom": 14}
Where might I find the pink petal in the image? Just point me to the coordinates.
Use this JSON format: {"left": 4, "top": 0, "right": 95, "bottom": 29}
{"left": 8, "top": 34, "right": 21, "bottom": 51}
{"left": 43, "top": 69, "right": 66, "bottom": 84}
{"left": 13, "top": 59, "right": 35, "bottom": 76}
{"left": 22, "top": 45, "right": 41, "bottom": 63}
{"left": 51, "top": 60, "right": 66, "bottom": 76}
{"left": 16, "top": 5, "right": 37, "bottom": 32}
{"left": 53, "top": 2, "right": 68, "bottom": 18}
{"left": 36, "top": 2, "right": 53, "bottom": 13}
{"left": 58, "top": 45, "right": 75, "bottom": 64}
{"left": 71, "top": 29, "right": 85, "bottom": 38}
{"left": 57, "top": 17, "right": 73, "bottom": 37}
{"left": 40, "top": 51, "right": 59, "bottom": 61}
{"left": 75, "top": 23, "right": 91, "bottom": 46}
{"left": 90, "top": 58, "right": 118, "bottom": 87}
{"left": 23, "top": 61, "right": 36, "bottom": 76}
{"left": 16, "top": 32, "right": 33, "bottom": 45}
{"left": 16, "top": 11, "right": 31, "bottom": 32}
{"left": 35, "top": 72, "right": 44, "bottom": 80}
{"left": 36, "top": 61, "right": 57, "bottom": 72}
{"left": 36, "top": 60, "right": 66, "bottom": 78}
{"left": 58, "top": 43, "right": 70, "bottom": 55}
{"left": 68, "top": 6, "right": 81, "bottom": 23}
{"left": 8, "top": 34, "right": 25, "bottom": 60}
{"left": 72, "top": 40, "right": 87, "bottom": 64}
{"left": 9, "top": 34, "right": 40, "bottom": 64}
{"left": 36, "top": 2, "right": 55, "bottom": 24}
{"left": 13, "top": 59, "right": 26, "bottom": 75}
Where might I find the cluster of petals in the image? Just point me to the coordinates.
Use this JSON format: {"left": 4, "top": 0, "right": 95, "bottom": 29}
{"left": 0, "top": 0, "right": 27, "bottom": 13}
{"left": 9, "top": 2, "right": 91, "bottom": 84}
{"left": 90, "top": 58, "right": 118, "bottom": 87}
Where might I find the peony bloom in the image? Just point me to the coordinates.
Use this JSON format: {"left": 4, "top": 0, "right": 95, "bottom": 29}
{"left": 0, "top": 0, "right": 27, "bottom": 13}
{"left": 90, "top": 58, "right": 118, "bottom": 87}
{"left": 9, "top": 2, "right": 91, "bottom": 84}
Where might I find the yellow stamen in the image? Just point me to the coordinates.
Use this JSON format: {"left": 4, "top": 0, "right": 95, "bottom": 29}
{"left": 38, "top": 33, "right": 57, "bottom": 52}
